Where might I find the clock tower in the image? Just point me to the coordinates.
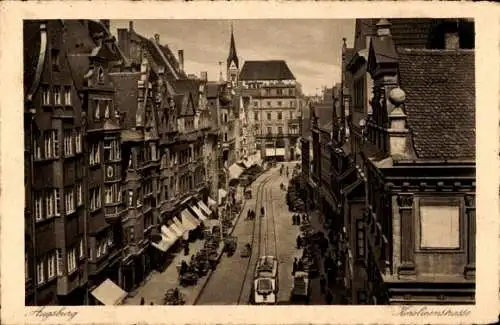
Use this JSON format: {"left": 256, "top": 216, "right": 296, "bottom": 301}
{"left": 227, "top": 24, "right": 239, "bottom": 88}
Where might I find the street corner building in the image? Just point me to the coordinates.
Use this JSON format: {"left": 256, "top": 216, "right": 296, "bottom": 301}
{"left": 23, "top": 20, "right": 215, "bottom": 306}
{"left": 302, "top": 18, "right": 476, "bottom": 305}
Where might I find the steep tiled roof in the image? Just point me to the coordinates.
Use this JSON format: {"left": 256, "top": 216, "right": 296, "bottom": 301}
{"left": 206, "top": 82, "right": 220, "bottom": 99}
{"left": 23, "top": 21, "right": 43, "bottom": 95}
{"left": 109, "top": 72, "right": 140, "bottom": 129}
{"left": 171, "top": 79, "right": 200, "bottom": 107}
{"left": 398, "top": 49, "right": 475, "bottom": 160}
{"left": 239, "top": 60, "right": 295, "bottom": 81}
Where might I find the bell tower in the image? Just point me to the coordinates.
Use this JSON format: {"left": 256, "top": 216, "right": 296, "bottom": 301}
{"left": 227, "top": 23, "right": 239, "bottom": 88}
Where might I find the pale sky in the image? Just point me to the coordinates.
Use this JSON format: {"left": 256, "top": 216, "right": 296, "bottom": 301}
{"left": 111, "top": 19, "right": 355, "bottom": 96}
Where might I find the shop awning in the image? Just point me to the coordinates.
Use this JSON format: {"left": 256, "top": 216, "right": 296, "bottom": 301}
{"left": 207, "top": 196, "right": 217, "bottom": 207}
{"left": 229, "top": 163, "right": 244, "bottom": 180}
{"left": 152, "top": 234, "right": 176, "bottom": 252}
{"left": 161, "top": 225, "right": 179, "bottom": 241}
{"left": 181, "top": 209, "right": 200, "bottom": 231}
{"left": 218, "top": 188, "right": 228, "bottom": 205}
{"left": 241, "top": 159, "right": 252, "bottom": 169}
{"left": 171, "top": 218, "right": 187, "bottom": 237}
{"left": 190, "top": 204, "right": 207, "bottom": 222}
{"left": 265, "top": 148, "right": 285, "bottom": 156}
{"left": 91, "top": 279, "right": 127, "bottom": 305}
{"left": 198, "top": 201, "right": 212, "bottom": 217}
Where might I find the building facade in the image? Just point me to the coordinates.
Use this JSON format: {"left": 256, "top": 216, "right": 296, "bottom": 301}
{"left": 336, "top": 18, "right": 476, "bottom": 305}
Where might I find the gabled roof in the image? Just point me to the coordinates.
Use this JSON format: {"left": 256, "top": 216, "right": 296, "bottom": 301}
{"left": 239, "top": 60, "right": 295, "bottom": 81}
{"left": 206, "top": 82, "right": 220, "bottom": 99}
{"left": 171, "top": 79, "right": 200, "bottom": 107}
{"left": 175, "top": 93, "right": 196, "bottom": 117}
{"left": 398, "top": 49, "right": 475, "bottom": 160}
{"left": 108, "top": 72, "right": 141, "bottom": 130}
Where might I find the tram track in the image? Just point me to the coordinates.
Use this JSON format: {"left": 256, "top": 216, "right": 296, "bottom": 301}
{"left": 235, "top": 169, "right": 275, "bottom": 304}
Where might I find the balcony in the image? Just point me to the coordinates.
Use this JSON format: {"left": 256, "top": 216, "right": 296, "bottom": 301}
{"left": 288, "top": 118, "right": 300, "bottom": 125}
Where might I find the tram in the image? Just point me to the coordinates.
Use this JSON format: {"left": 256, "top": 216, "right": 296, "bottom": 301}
{"left": 251, "top": 256, "right": 279, "bottom": 305}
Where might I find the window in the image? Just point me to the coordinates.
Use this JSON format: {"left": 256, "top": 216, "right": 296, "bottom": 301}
{"left": 267, "top": 127, "right": 272, "bottom": 135}
{"left": 151, "top": 143, "right": 157, "bottom": 161}
{"left": 54, "top": 86, "right": 61, "bottom": 105}
{"left": 36, "top": 260, "right": 44, "bottom": 285}
{"left": 253, "top": 101, "right": 258, "bottom": 107}
{"left": 278, "top": 112, "right": 282, "bottom": 120}
{"left": 44, "top": 130, "right": 59, "bottom": 159}
{"left": 104, "top": 100, "right": 110, "bottom": 118}
{"left": 34, "top": 191, "right": 43, "bottom": 221}
{"left": 77, "top": 183, "right": 83, "bottom": 206}
{"left": 65, "top": 189, "right": 75, "bottom": 214}
{"left": 47, "top": 252, "right": 56, "bottom": 279}
{"left": 54, "top": 188, "right": 60, "bottom": 216}
{"left": 290, "top": 100, "right": 295, "bottom": 107}
{"left": 67, "top": 248, "right": 76, "bottom": 273}
{"left": 353, "top": 78, "right": 365, "bottom": 111}
{"left": 97, "top": 67, "right": 104, "bottom": 83}
{"left": 64, "top": 130, "right": 73, "bottom": 157}
{"left": 94, "top": 100, "right": 100, "bottom": 120}
{"left": 128, "top": 190, "right": 134, "bottom": 207}
{"left": 45, "top": 190, "right": 54, "bottom": 218}
{"left": 290, "top": 112, "right": 294, "bottom": 119}
{"left": 105, "top": 184, "right": 114, "bottom": 204}
{"left": 79, "top": 239, "right": 84, "bottom": 259}
{"left": 51, "top": 49, "right": 60, "bottom": 70}
{"left": 266, "top": 101, "right": 271, "bottom": 107}
{"left": 108, "top": 229, "right": 113, "bottom": 246}
{"left": 278, "top": 127, "right": 283, "bottom": 134}
{"left": 56, "top": 249, "right": 63, "bottom": 276}
{"left": 254, "top": 112, "right": 259, "bottom": 121}
{"left": 33, "top": 133, "right": 42, "bottom": 160}
{"left": 277, "top": 101, "right": 282, "bottom": 107}
{"left": 267, "top": 112, "right": 271, "bottom": 120}
{"left": 42, "top": 86, "right": 50, "bottom": 105}
{"left": 74, "top": 129, "right": 82, "bottom": 154}
{"left": 89, "top": 143, "right": 100, "bottom": 165}
{"left": 64, "top": 86, "right": 71, "bottom": 105}
{"left": 90, "top": 187, "right": 101, "bottom": 211}
{"left": 356, "top": 220, "right": 365, "bottom": 259}
{"left": 420, "top": 204, "right": 460, "bottom": 249}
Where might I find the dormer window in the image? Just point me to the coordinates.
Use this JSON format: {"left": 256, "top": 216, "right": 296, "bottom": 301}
{"left": 51, "top": 49, "right": 60, "bottom": 71}
{"left": 97, "top": 67, "right": 104, "bottom": 83}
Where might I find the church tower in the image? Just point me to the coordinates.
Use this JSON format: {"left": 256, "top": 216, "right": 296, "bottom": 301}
{"left": 227, "top": 23, "right": 239, "bottom": 88}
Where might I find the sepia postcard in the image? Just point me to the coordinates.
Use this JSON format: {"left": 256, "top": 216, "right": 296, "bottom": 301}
{"left": 0, "top": 1, "right": 499, "bottom": 325}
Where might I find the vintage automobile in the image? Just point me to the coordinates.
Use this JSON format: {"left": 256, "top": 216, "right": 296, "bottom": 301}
{"left": 252, "top": 256, "right": 279, "bottom": 305}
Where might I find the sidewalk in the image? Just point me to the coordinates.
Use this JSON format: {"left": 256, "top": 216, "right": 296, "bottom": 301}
{"left": 124, "top": 186, "right": 247, "bottom": 306}
{"left": 308, "top": 210, "right": 345, "bottom": 305}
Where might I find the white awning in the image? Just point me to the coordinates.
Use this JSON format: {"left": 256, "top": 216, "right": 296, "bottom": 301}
{"left": 152, "top": 233, "right": 176, "bottom": 252}
{"left": 91, "top": 279, "right": 127, "bottom": 305}
{"left": 207, "top": 196, "right": 217, "bottom": 207}
{"left": 161, "top": 225, "right": 180, "bottom": 241}
{"left": 190, "top": 205, "right": 207, "bottom": 222}
{"left": 229, "top": 163, "right": 244, "bottom": 180}
{"left": 171, "top": 218, "right": 186, "bottom": 237}
{"left": 265, "top": 148, "right": 285, "bottom": 156}
{"left": 198, "top": 201, "right": 212, "bottom": 216}
{"left": 181, "top": 209, "right": 200, "bottom": 231}
{"left": 241, "top": 159, "right": 252, "bottom": 169}
{"left": 218, "top": 188, "right": 228, "bottom": 205}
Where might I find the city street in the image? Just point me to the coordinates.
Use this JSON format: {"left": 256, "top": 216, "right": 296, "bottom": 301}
{"left": 196, "top": 162, "right": 304, "bottom": 305}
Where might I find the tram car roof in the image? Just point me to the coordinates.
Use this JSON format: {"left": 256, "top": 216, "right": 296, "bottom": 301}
{"left": 254, "top": 256, "right": 278, "bottom": 278}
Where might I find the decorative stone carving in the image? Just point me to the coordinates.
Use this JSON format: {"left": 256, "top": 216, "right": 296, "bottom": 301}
{"left": 464, "top": 194, "right": 475, "bottom": 208}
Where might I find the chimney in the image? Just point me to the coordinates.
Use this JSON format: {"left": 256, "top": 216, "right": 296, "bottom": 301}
{"left": 178, "top": 49, "right": 184, "bottom": 72}
{"left": 101, "top": 20, "right": 110, "bottom": 31}
{"left": 117, "top": 28, "right": 130, "bottom": 58}
{"left": 376, "top": 19, "right": 391, "bottom": 37}
{"left": 387, "top": 87, "right": 412, "bottom": 160}
{"left": 154, "top": 33, "right": 160, "bottom": 44}
{"left": 200, "top": 71, "right": 208, "bottom": 81}
{"left": 129, "top": 21, "right": 134, "bottom": 31}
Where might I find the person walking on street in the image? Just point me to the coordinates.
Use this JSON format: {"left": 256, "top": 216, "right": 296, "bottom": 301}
{"left": 296, "top": 234, "right": 302, "bottom": 249}
{"left": 292, "top": 258, "right": 298, "bottom": 275}
{"left": 140, "top": 297, "right": 145, "bottom": 305}
{"left": 297, "top": 258, "right": 304, "bottom": 272}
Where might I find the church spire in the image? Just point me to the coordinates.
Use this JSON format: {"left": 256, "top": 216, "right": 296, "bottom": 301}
{"left": 227, "top": 22, "right": 239, "bottom": 70}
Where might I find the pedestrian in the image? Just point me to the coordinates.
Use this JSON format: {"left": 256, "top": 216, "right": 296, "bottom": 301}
{"left": 296, "top": 235, "right": 301, "bottom": 249}
{"left": 292, "top": 214, "right": 295, "bottom": 225}
{"left": 297, "top": 258, "right": 304, "bottom": 272}
{"left": 292, "top": 258, "right": 297, "bottom": 275}
{"left": 150, "top": 302, "right": 154, "bottom": 305}
{"left": 140, "top": 297, "right": 145, "bottom": 305}
{"left": 320, "top": 275, "right": 326, "bottom": 295}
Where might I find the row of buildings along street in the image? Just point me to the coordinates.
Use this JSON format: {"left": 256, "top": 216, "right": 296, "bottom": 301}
{"left": 23, "top": 19, "right": 305, "bottom": 305}
{"left": 24, "top": 18, "right": 476, "bottom": 306}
